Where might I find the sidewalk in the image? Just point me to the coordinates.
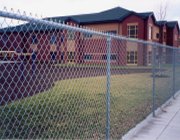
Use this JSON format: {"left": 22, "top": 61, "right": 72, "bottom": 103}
{"left": 124, "top": 94, "right": 180, "bottom": 140}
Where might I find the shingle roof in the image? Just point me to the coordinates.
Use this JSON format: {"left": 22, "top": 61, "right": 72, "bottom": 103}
{"left": 166, "top": 21, "right": 178, "bottom": 28}
{"left": 0, "top": 7, "right": 133, "bottom": 33}
{"left": 156, "top": 20, "right": 167, "bottom": 26}
{"left": 156, "top": 21, "right": 179, "bottom": 31}
{"left": 136, "top": 12, "right": 154, "bottom": 19}
{"left": 48, "top": 7, "right": 133, "bottom": 24}
{"left": 1, "top": 7, "right": 178, "bottom": 33}
{"left": 48, "top": 7, "right": 155, "bottom": 24}
{"left": 0, "top": 22, "right": 61, "bottom": 33}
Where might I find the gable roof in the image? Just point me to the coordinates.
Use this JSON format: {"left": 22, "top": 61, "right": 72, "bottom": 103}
{"left": 156, "top": 20, "right": 179, "bottom": 33}
{"left": 156, "top": 20, "right": 167, "bottom": 26}
{"left": 0, "top": 7, "right": 156, "bottom": 33}
{"left": 0, "top": 22, "right": 60, "bottom": 33}
{"left": 167, "top": 21, "right": 180, "bottom": 33}
{"left": 156, "top": 20, "right": 178, "bottom": 28}
{"left": 48, "top": 7, "right": 133, "bottom": 24}
{"left": 136, "top": 12, "right": 154, "bottom": 19}
{"left": 48, "top": 7, "right": 156, "bottom": 25}
{"left": 2, "top": 7, "right": 179, "bottom": 33}
{"left": 166, "top": 21, "right": 178, "bottom": 28}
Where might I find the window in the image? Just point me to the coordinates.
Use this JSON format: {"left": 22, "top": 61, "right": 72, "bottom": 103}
{"left": 127, "top": 25, "right": 138, "bottom": 38}
{"left": 61, "top": 35, "right": 64, "bottom": 43}
{"left": 50, "top": 35, "right": 57, "bottom": 44}
{"left": 148, "top": 51, "right": 152, "bottom": 64}
{"left": 68, "top": 31, "right": 75, "bottom": 40}
{"left": 50, "top": 52, "right": 57, "bottom": 60}
{"left": 32, "top": 35, "right": 38, "bottom": 44}
{"left": 175, "top": 35, "right": 178, "bottom": 41}
{"left": 105, "top": 30, "right": 117, "bottom": 35}
{"left": 127, "top": 51, "right": 137, "bottom": 64}
{"left": 67, "top": 51, "right": 75, "bottom": 62}
{"left": 2, "top": 34, "right": 8, "bottom": 45}
{"left": 111, "top": 54, "right": 117, "bottom": 60}
{"left": 102, "top": 54, "right": 117, "bottom": 60}
{"left": 102, "top": 54, "right": 107, "bottom": 60}
{"left": 156, "top": 33, "right": 160, "bottom": 39}
{"left": 61, "top": 52, "right": 64, "bottom": 60}
{"left": 83, "top": 33, "right": 92, "bottom": 38}
{"left": 163, "top": 32, "right": 166, "bottom": 41}
{"left": 148, "top": 26, "right": 153, "bottom": 40}
{"left": 60, "top": 30, "right": 65, "bottom": 42}
{"left": 31, "top": 52, "right": 37, "bottom": 60}
{"left": 84, "top": 54, "right": 92, "bottom": 60}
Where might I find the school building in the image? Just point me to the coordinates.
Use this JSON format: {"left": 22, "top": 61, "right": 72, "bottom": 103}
{"left": 0, "top": 7, "right": 179, "bottom": 66}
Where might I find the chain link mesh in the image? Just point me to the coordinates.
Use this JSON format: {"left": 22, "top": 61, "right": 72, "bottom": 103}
{"left": 0, "top": 9, "right": 180, "bottom": 139}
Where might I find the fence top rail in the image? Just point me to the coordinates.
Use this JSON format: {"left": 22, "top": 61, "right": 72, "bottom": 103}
{"left": 0, "top": 10, "right": 179, "bottom": 50}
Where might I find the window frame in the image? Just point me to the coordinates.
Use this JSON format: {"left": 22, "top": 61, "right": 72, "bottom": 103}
{"left": 105, "top": 30, "right": 117, "bottom": 35}
{"left": 31, "top": 35, "right": 38, "bottom": 44}
{"left": 127, "top": 25, "right": 138, "bottom": 38}
{"left": 67, "top": 31, "right": 75, "bottom": 40}
{"left": 148, "top": 25, "right": 153, "bottom": 40}
{"left": 67, "top": 51, "right": 75, "bottom": 62}
{"left": 2, "top": 34, "right": 8, "bottom": 45}
{"left": 163, "top": 32, "right": 167, "bottom": 41}
{"left": 50, "top": 35, "right": 57, "bottom": 44}
{"left": 127, "top": 51, "right": 138, "bottom": 64}
{"left": 156, "top": 33, "right": 160, "bottom": 39}
{"left": 84, "top": 54, "right": 93, "bottom": 60}
{"left": 102, "top": 54, "right": 117, "bottom": 61}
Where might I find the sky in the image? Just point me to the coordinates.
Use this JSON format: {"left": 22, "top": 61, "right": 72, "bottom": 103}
{"left": 0, "top": 0, "right": 180, "bottom": 24}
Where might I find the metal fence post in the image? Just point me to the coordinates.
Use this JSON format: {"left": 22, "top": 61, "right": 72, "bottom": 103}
{"left": 152, "top": 44, "right": 156, "bottom": 117}
{"left": 106, "top": 36, "right": 111, "bottom": 140}
{"left": 172, "top": 48, "right": 176, "bottom": 99}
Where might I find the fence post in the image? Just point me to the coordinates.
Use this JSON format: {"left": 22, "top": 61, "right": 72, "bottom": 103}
{"left": 152, "top": 44, "right": 156, "bottom": 117}
{"left": 106, "top": 36, "right": 111, "bottom": 140}
{"left": 172, "top": 48, "right": 176, "bottom": 99}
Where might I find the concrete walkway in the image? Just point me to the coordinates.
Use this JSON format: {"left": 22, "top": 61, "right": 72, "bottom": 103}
{"left": 124, "top": 94, "right": 180, "bottom": 140}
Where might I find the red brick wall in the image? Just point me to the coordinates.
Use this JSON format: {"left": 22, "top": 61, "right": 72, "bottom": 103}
{"left": 121, "top": 15, "right": 145, "bottom": 39}
{"left": 167, "top": 28, "right": 174, "bottom": 46}
{"left": 173, "top": 26, "right": 179, "bottom": 47}
{"left": 121, "top": 15, "right": 147, "bottom": 66}
{"left": 79, "top": 37, "right": 126, "bottom": 65}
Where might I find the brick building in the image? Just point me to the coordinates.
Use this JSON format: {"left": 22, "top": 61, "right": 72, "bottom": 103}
{"left": 0, "top": 7, "right": 179, "bottom": 65}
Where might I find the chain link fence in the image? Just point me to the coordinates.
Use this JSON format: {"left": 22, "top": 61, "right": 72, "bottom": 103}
{"left": 0, "top": 9, "right": 180, "bottom": 139}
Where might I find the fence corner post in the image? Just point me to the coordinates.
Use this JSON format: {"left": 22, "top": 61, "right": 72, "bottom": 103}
{"left": 152, "top": 44, "right": 156, "bottom": 117}
{"left": 172, "top": 48, "right": 176, "bottom": 99}
{"left": 106, "top": 36, "right": 111, "bottom": 140}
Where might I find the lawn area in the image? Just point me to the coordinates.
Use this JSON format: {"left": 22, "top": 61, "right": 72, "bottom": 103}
{"left": 0, "top": 72, "right": 173, "bottom": 139}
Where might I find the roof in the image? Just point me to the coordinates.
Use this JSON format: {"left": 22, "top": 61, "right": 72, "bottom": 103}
{"left": 0, "top": 7, "right": 178, "bottom": 33}
{"left": 0, "top": 22, "right": 61, "bottom": 33}
{"left": 156, "top": 20, "right": 178, "bottom": 28}
{"left": 136, "top": 12, "right": 154, "bottom": 19}
{"left": 156, "top": 20, "right": 179, "bottom": 32}
{"left": 48, "top": 7, "right": 133, "bottom": 24}
{"left": 1, "top": 7, "right": 153, "bottom": 33}
{"left": 48, "top": 7, "right": 155, "bottom": 24}
{"left": 0, "top": 7, "right": 133, "bottom": 33}
{"left": 156, "top": 20, "right": 167, "bottom": 26}
{"left": 166, "top": 21, "right": 179, "bottom": 28}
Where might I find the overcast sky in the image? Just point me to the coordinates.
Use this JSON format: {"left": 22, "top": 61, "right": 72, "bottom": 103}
{"left": 0, "top": 0, "right": 180, "bottom": 24}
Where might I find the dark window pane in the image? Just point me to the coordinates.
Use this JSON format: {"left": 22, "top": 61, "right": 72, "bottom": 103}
{"left": 50, "top": 35, "right": 56, "bottom": 44}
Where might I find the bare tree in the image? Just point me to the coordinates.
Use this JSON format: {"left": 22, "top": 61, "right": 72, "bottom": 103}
{"left": 156, "top": 1, "right": 168, "bottom": 76}
{"left": 156, "top": 1, "right": 168, "bottom": 20}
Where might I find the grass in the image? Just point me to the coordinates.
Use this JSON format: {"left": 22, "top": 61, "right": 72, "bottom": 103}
{"left": 0, "top": 72, "right": 174, "bottom": 139}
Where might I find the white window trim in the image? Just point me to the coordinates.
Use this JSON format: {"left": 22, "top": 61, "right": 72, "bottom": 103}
{"left": 127, "top": 24, "right": 138, "bottom": 39}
